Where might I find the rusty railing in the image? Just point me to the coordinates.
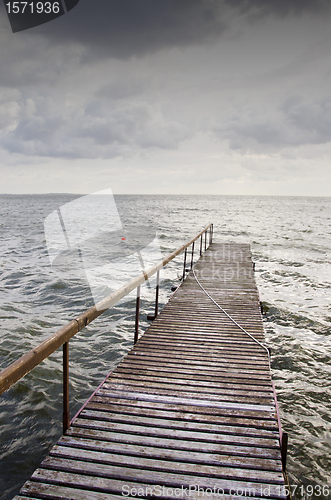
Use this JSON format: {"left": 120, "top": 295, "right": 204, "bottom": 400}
{"left": 0, "top": 223, "right": 213, "bottom": 431}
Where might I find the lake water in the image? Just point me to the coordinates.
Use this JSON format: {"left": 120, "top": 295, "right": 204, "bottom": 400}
{"left": 0, "top": 194, "right": 330, "bottom": 500}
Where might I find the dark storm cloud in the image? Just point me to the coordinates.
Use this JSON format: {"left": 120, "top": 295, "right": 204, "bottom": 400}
{"left": 224, "top": 0, "right": 331, "bottom": 17}
{"left": 13, "top": 0, "right": 328, "bottom": 63}
{"left": 40, "top": 0, "right": 227, "bottom": 59}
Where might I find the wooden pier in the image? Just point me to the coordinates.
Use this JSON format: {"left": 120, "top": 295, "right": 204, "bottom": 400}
{"left": 14, "top": 243, "right": 287, "bottom": 500}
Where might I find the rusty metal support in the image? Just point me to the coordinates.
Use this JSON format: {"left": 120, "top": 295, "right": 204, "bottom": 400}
{"left": 134, "top": 285, "right": 141, "bottom": 344}
{"left": 63, "top": 341, "right": 70, "bottom": 433}
{"left": 281, "top": 432, "right": 288, "bottom": 471}
{"left": 190, "top": 241, "right": 195, "bottom": 269}
{"left": 154, "top": 270, "right": 160, "bottom": 318}
{"left": 182, "top": 248, "right": 187, "bottom": 280}
{"left": 272, "top": 381, "right": 288, "bottom": 472}
{"left": 147, "top": 270, "right": 160, "bottom": 321}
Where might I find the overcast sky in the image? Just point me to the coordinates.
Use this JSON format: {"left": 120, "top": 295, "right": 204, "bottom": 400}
{"left": 1, "top": 0, "right": 331, "bottom": 195}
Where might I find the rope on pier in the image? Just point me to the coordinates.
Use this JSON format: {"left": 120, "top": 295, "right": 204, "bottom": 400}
{"left": 192, "top": 265, "right": 271, "bottom": 366}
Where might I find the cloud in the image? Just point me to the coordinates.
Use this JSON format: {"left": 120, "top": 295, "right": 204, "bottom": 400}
{"left": 281, "top": 94, "right": 331, "bottom": 144}
{"left": 224, "top": 0, "right": 331, "bottom": 17}
{"left": 216, "top": 94, "right": 331, "bottom": 153}
{"left": 1, "top": 0, "right": 330, "bottom": 90}
{"left": 1, "top": 0, "right": 331, "bottom": 196}
{"left": 96, "top": 78, "right": 148, "bottom": 101}
{"left": 79, "top": 100, "right": 190, "bottom": 150}
{"left": 0, "top": 88, "right": 22, "bottom": 131}
{"left": 1, "top": 0, "right": 330, "bottom": 69}
{"left": 0, "top": 95, "right": 190, "bottom": 159}
{"left": 19, "top": 0, "right": 330, "bottom": 61}
{"left": 31, "top": 0, "right": 227, "bottom": 60}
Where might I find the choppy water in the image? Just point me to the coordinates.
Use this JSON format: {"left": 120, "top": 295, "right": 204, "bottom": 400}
{"left": 0, "top": 194, "right": 330, "bottom": 500}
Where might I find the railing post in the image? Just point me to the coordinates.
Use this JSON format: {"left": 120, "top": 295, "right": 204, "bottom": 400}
{"left": 182, "top": 248, "right": 187, "bottom": 280}
{"left": 134, "top": 285, "right": 141, "bottom": 344}
{"left": 200, "top": 234, "right": 203, "bottom": 256}
{"left": 154, "top": 270, "right": 160, "bottom": 318}
{"left": 281, "top": 432, "right": 288, "bottom": 471}
{"left": 63, "top": 341, "right": 70, "bottom": 433}
{"left": 190, "top": 241, "right": 195, "bottom": 269}
{"left": 204, "top": 230, "right": 207, "bottom": 251}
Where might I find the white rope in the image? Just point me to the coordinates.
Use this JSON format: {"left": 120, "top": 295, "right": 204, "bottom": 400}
{"left": 192, "top": 265, "right": 271, "bottom": 366}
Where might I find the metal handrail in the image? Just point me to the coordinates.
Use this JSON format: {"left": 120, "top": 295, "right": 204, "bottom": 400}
{"left": 0, "top": 223, "right": 213, "bottom": 429}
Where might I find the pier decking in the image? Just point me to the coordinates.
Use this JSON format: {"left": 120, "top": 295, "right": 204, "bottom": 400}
{"left": 14, "top": 243, "right": 287, "bottom": 500}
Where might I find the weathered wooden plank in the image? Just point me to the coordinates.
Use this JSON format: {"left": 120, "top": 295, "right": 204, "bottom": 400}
{"left": 72, "top": 418, "right": 279, "bottom": 448}
{"left": 117, "top": 362, "right": 272, "bottom": 384}
{"left": 148, "top": 326, "right": 265, "bottom": 335}
{"left": 35, "top": 459, "right": 286, "bottom": 498}
{"left": 109, "top": 372, "right": 273, "bottom": 393}
{"left": 85, "top": 396, "right": 278, "bottom": 428}
{"left": 98, "top": 383, "right": 274, "bottom": 404}
{"left": 119, "top": 360, "right": 272, "bottom": 379}
{"left": 13, "top": 497, "right": 41, "bottom": 500}
{"left": 101, "top": 382, "right": 273, "bottom": 405}
{"left": 58, "top": 435, "right": 283, "bottom": 471}
{"left": 17, "top": 483, "right": 122, "bottom": 500}
{"left": 66, "top": 427, "right": 282, "bottom": 459}
{"left": 157, "top": 304, "right": 262, "bottom": 313}
{"left": 103, "top": 378, "right": 273, "bottom": 399}
{"left": 114, "top": 367, "right": 272, "bottom": 387}
{"left": 154, "top": 314, "right": 264, "bottom": 325}
{"left": 135, "top": 340, "right": 267, "bottom": 356}
{"left": 148, "top": 323, "right": 265, "bottom": 336}
{"left": 125, "top": 354, "right": 271, "bottom": 372}
{"left": 153, "top": 313, "right": 263, "bottom": 322}
{"left": 136, "top": 342, "right": 266, "bottom": 357}
{"left": 96, "top": 389, "right": 275, "bottom": 412}
{"left": 50, "top": 445, "right": 285, "bottom": 484}
{"left": 135, "top": 343, "right": 266, "bottom": 356}
{"left": 79, "top": 409, "right": 278, "bottom": 438}
{"left": 131, "top": 346, "right": 269, "bottom": 364}
{"left": 136, "top": 332, "right": 266, "bottom": 343}
{"left": 88, "top": 396, "right": 278, "bottom": 423}
{"left": 23, "top": 472, "right": 285, "bottom": 500}
{"left": 162, "top": 307, "right": 261, "bottom": 315}
{"left": 145, "top": 333, "right": 266, "bottom": 343}
{"left": 126, "top": 354, "right": 269, "bottom": 369}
